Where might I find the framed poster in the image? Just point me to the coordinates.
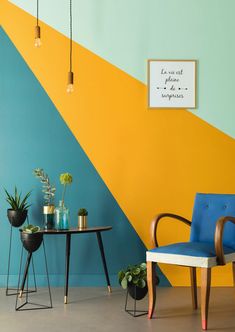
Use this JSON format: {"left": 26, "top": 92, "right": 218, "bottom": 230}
{"left": 148, "top": 60, "right": 197, "bottom": 109}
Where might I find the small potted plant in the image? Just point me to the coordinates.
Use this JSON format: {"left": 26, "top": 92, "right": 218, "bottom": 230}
{"left": 20, "top": 224, "right": 42, "bottom": 253}
{"left": 55, "top": 172, "right": 73, "bottom": 230}
{"left": 118, "top": 263, "right": 148, "bottom": 300}
{"left": 78, "top": 208, "right": 88, "bottom": 229}
{"left": 33, "top": 168, "right": 56, "bottom": 230}
{"left": 5, "top": 187, "right": 31, "bottom": 227}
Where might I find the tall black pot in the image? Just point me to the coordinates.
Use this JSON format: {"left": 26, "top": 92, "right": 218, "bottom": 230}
{"left": 20, "top": 231, "right": 43, "bottom": 253}
{"left": 7, "top": 209, "right": 27, "bottom": 227}
{"left": 128, "top": 284, "right": 148, "bottom": 301}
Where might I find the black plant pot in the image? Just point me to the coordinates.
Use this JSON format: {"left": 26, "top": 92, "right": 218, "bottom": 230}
{"left": 7, "top": 209, "right": 27, "bottom": 227}
{"left": 20, "top": 231, "right": 43, "bottom": 253}
{"left": 128, "top": 284, "right": 148, "bottom": 301}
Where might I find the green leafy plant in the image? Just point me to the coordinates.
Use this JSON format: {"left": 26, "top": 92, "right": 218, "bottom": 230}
{"left": 78, "top": 208, "right": 88, "bottom": 216}
{"left": 22, "top": 224, "right": 40, "bottom": 234}
{"left": 59, "top": 172, "right": 73, "bottom": 206}
{"left": 5, "top": 187, "right": 31, "bottom": 211}
{"left": 33, "top": 168, "right": 56, "bottom": 205}
{"left": 118, "top": 262, "right": 147, "bottom": 289}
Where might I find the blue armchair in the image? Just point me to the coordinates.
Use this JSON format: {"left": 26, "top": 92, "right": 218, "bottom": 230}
{"left": 147, "top": 193, "right": 235, "bottom": 330}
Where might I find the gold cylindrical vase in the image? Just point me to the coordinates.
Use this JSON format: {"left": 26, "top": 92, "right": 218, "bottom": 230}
{"left": 43, "top": 205, "right": 55, "bottom": 214}
{"left": 78, "top": 216, "right": 87, "bottom": 229}
{"left": 43, "top": 205, "right": 55, "bottom": 230}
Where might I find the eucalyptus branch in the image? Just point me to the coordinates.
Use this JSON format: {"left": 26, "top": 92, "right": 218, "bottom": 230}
{"left": 33, "top": 168, "right": 56, "bottom": 205}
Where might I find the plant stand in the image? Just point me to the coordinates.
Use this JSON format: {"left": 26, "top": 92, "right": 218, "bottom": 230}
{"left": 15, "top": 240, "right": 52, "bottom": 311}
{"left": 6, "top": 220, "right": 37, "bottom": 296}
{"left": 124, "top": 287, "right": 148, "bottom": 317}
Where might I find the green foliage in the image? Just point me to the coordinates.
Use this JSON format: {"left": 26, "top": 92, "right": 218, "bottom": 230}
{"left": 78, "top": 208, "right": 88, "bottom": 216}
{"left": 59, "top": 172, "right": 73, "bottom": 205}
{"left": 33, "top": 168, "right": 56, "bottom": 205}
{"left": 118, "top": 262, "right": 147, "bottom": 289}
{"left": 60, "top": 173, "right": 73, "bottom": 185}
{"left": 22, "top": 224, "right": 40, "bottom": 234}
{"left": 5, "top": 187, "right": 31, "bottom": 211}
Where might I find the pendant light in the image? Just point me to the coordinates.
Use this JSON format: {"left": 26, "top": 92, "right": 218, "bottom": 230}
{"left": 34, "top": 0, "right": 42, "bottom": 47}
{"left": 67, "top": 0, "right": 74, "bottom": 93}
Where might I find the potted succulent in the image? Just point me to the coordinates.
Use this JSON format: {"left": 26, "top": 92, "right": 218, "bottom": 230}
{"left": 78, "top": 208, "right": 88, "bottom": 229}
{"left": 55, "top": 173, "right": 73, "bottom": 230}
{"left": 5, "top": 187, "right": 31, "bottom": 227}
{"left": 20, "top": 224, "right": 42, "bottom": 253}
{"left": 118, "top": 263, "right": 148, "bottom": 300}
{"left": 33, "top": 168, "right": 56, "bottom": 230}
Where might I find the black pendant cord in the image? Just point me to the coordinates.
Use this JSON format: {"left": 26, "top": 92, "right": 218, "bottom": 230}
{"left": 69, "top": 0, "right": 73, "bottom": 73}
{"left": 36, "top": 0, "right": 39, "bottom": 26}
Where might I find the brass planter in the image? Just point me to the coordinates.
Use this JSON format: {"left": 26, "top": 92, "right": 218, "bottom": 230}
{"left": 78, "top": 216, "right": 87, "bottom": 229}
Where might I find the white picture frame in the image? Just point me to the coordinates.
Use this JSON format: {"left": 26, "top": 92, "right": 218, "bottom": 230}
{"left": 148, "top": 59, "right": 197, "bottom": 109}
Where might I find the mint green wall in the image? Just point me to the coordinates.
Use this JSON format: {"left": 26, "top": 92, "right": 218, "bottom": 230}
{"left": 10, "top": 0, "right": 235, "bottom": 138}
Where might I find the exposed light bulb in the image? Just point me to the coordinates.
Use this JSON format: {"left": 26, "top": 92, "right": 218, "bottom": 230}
{"left": 67, "top": 71, "right": 74, "bottom": 93}
{"left": 34, "top": 25, "right": 41, "bottom": 48}
{"left": 34, "top": 37, "right": 42, "bottom": 48}
{"left": 66, "top": 83, "right": 74, "bottom": 93}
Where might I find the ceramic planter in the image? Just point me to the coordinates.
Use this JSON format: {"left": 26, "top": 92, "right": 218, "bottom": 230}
{"left": 7, "top": 209, "right": 27, "bottom": 227}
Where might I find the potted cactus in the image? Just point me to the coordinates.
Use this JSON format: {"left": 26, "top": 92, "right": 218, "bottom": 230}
{"left": 20, "top": 224, "right": 42, "bottom": 253}
{"left": 78, "top": 208, "right": 88, "bottom": 229}
{"left": 33, "top": 168, "right": 56, "bottom": 230}
{"left": 5, "top": 187, "right": 31, "bottom": 227}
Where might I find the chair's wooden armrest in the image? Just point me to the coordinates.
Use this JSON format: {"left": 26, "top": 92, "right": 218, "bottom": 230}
{"left": 215, "top": 216, "right": 235, "bottom": 265}
{"left": 150, "top": 213, "right": 191, "bottom": 248}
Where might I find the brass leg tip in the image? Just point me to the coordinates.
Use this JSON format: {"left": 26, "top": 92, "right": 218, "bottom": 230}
{"left": 18, "top": 290, "right": 23, "bottom": 298}
{"left": 64, "top": 296, "right": 68, "bottom": 304}
{"left": 108, "top": 286, "right": 112, "bottom": 293}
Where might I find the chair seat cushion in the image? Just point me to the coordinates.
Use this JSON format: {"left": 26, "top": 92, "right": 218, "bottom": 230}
{"left": 146, "top": 242, "right": 235, "bottom": 267}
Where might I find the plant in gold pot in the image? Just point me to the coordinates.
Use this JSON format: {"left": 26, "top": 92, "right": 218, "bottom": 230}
{"left": 78, "top": 208, "right": 88, "bottom": 229}
{"left": 33, "top": 168, "right": 56, "bottom": 230}
{"left": 5, "top": 187, "right": 31, "bottom": 227}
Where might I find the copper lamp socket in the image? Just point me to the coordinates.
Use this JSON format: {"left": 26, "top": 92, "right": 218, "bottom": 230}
{"left": 68, "top": 71, "right": 74, "bottom": 85}
{"left": 35, "top": 25, "right": 41, "bottom": 39}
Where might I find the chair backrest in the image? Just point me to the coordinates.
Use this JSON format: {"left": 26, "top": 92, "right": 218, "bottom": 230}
{"left": 190, "top": 193, "right": 235, "bottom": 250}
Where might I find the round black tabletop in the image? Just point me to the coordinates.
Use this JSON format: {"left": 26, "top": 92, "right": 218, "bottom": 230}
{"left": 40, "top": 226, "right": 112, "bottom": 235}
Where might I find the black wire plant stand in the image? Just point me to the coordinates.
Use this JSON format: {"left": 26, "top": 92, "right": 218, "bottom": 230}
{"left": 15, "top": 236, "right": 53, "bottom": 311}
{"left": 124, "top": 286, "right": 148, "bottom": 317}
{"left": 6, "top": 217, "right": 37, "bottom": 297}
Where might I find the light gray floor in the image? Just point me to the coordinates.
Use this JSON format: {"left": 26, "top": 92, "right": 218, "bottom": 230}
{"left": 0, "top": 287, "right": 235, "bottom": 332}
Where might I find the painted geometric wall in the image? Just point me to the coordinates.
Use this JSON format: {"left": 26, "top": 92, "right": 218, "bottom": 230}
{"left": 0, "top": 26, "right": 154, "bottom": 287}
{"left": 9, "top": 0, "right": 235, "bottom": 138}
{"left": 1, "top": 0, "right": 235, "bottom": 286}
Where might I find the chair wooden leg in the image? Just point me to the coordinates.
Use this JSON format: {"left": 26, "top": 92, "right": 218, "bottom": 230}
{"left": 190, "top": 267, "right": 197, "bottom": 309}
{"left": 147, "top": 261, "right": 157, "bottom": 319}
{"left": 201, "top": 268, "right": 211, "bottom": 330}
{"left": 232, "top": 262, "right": 235, "bottom": 287}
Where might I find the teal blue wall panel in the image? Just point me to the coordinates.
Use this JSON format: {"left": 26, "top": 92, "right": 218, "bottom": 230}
{"left": 0, "top": 27, "right": 170, "bottom": 287}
